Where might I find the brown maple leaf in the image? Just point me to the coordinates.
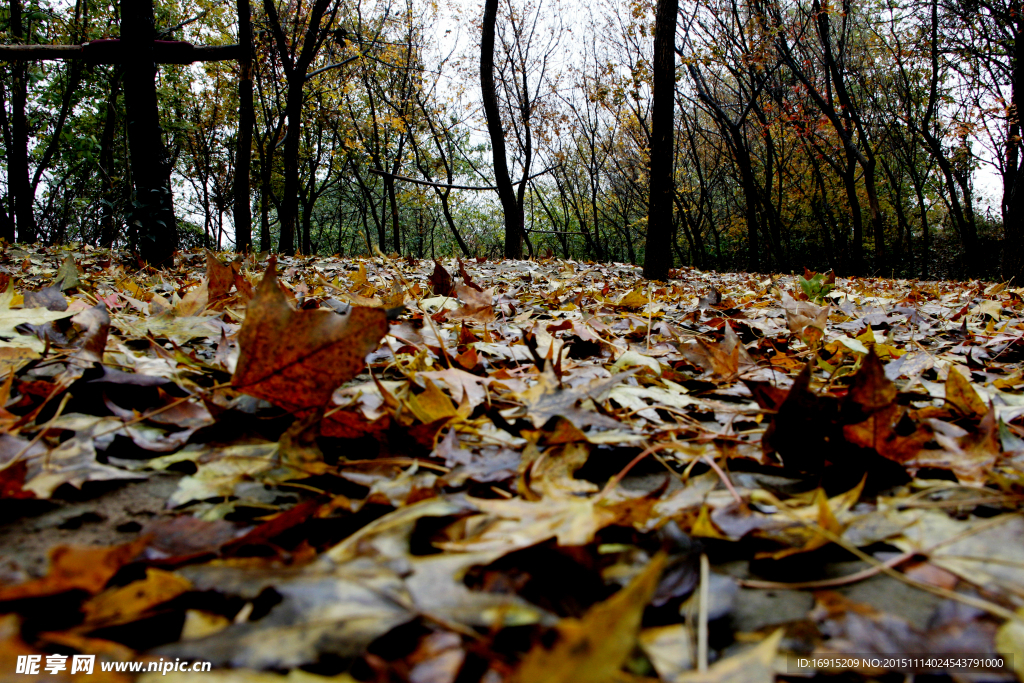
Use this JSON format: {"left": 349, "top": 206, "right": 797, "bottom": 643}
{"left": 205, "top": 249, "right": 236, "bottom": 301}
{"left": 429, "top": 260, "right": 455, "bottom": 297}
{"left": 232, "top": 259, "right": 389, "bottom": 412}
{"left": 451, "top": 283, "right": 496, "bottom": 323}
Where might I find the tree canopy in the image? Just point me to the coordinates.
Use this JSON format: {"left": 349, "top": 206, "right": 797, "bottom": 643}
{"left": 0, "top": 0, "right": 1020, "bottom": 281}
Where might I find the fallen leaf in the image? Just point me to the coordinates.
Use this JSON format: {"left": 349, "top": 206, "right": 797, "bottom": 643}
{"left": 889, "top": 509, "right": 1024, "bottom": 593}
{"left": 945, "top": 365, "right": 988, "bottom": 417}
{"left": 995, "top": 611, "right": 1024, "bottom": 681}
{"left": 781, "top": 289, "right": 829, "bottom": 339}
{"left": 510, "top": 553, "right": 666, "bottom": 683}
{"left": 71, "top": 303, "right": 110, "bottom": 362}
{"left": 81, "top": 568, "right": 192, "bottom": 628}
{"left": 430, "top": 260, "right": 455, "bottom": 297}
{"left": 24, "top": 285, "right": 68, "bottom": 312}
{"left": 152, "top": 561, "right": 414, "bottom": 670}
{"left": 233, "top": 259, "right": 389, "bottom": 412}
{"left": 639, "top": 624, "right": 694, "bottom": 680}
{"left": 451, "top": 283, "right": 495, "bottom": 322}
{"left": 0, "top": 538, "right": 149, "bottom": 601}
{"left": 54, "top": 254, "right": 82, "bottom": 290}
{"left": 23, "top": 436, "right": 145, "bottom": 499}
{"left": 518, "top": 365, "right": 635, "bottom": 430}
{"left": 674, "top": 628, "right": 782, "bottom": 683}
{"left": 206, "top": 250, "right": 236, "bottom": 300}
{"left": 0, "top": 285, "right": 75, "bottom": 352}
{"left": 407, "top": 378, "right": 459, "bottom": 424}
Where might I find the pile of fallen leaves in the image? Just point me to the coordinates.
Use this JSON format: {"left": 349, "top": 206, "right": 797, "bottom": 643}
{"left": 0, "top": 243, "right": 1023, "bottom": 682}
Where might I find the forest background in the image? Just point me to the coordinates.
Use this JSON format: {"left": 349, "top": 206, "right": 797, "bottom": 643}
{"left": 0, "top": 0, "right": 1021, "bottom": 282}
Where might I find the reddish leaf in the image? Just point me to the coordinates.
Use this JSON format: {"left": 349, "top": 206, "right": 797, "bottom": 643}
{"left": 458, "top": 258, "right": 484, "bottom": 292}
{"left": 205, "top": 249, "right": 235, "bottom": 300}
{"left": 232, "top": 259, "right": 389, "bottom": 412}
{"left": 221, "top": 496, "right": 329, "bottom": 556}
{"left": 762, "top": 363, "right": 839, "bottom": 471}
{"left": 843, "top": 403, "right": 932, "bottom": 463}
{"left": 321, "top": 409, "right": 391, "bottom": 439}
{"left": 843, "top": 348, "right": 897, "bottom": 420}
{"left": 430, "top": 260, "right": 455, "bottom": 297}
{"left": 0, "top": 461, "right": 32, "bottom": 499}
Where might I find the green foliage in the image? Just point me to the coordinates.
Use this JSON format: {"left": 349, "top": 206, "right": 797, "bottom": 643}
{"left": 798, "top": 270, "right": 835, "bottom": 304}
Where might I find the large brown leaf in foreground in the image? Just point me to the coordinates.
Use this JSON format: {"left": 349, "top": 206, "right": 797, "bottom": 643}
{"left": 233, "top": 260, "right": 389, "bottom": 412}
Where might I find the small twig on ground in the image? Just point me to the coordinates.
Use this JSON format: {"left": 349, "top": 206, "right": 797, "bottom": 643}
{"left": 698, "top": 553, "right": 709, "bottom": 672}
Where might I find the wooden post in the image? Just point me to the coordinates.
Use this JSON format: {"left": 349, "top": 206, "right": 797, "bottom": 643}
{"left": 121, "top": 0, "right": 177, "bottom": 266}
{"left": 0, "top": 10, "right": 245, "bottom": 264}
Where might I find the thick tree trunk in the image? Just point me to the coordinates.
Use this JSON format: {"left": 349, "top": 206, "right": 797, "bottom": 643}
{"left": 233, "top": 0, "right": 253, "bottom": 253}
{"left": 643, "top": 0, "right": 678, "bottom": 280}
{"left": 121, "top": 0, "right": 177, "bottom": 265}
{"left": 480, "top": 0, "right": 523, "bottom": 259}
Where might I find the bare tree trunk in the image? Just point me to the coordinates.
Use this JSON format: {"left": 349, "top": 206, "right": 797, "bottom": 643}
{"left": 9, "top": 0, "right": 36, "bottom": 243}
{"left": 1006, "top": 25, "right": 1024, "bottom": 284}
{"left": 98, "top": 69, "right": 122, "bottom": 247}
{"left": 0, "top": 80, "right": 13, "bottom": 243}
{"left": 644, "top": 0, "right": 677, "bottom": 280}
{"left": 480, "top": 0, "right": 524, "bottom": 259}
{"left": 233, "top": 0, "right": 253, "bottom": 253}
{"left": 277, "top": 77, "right": 303, "bottom": 254}
{"left": 264, "top": 0, "right": 335, "bottom": 256}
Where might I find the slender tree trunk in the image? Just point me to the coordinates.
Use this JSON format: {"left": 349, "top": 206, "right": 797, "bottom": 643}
{"left": 1005, "top": 99, "right": 1021, "bottom": 283}
{"left": 264, "top": 0, "right": 334, "bottom": 255}
{"left": 839, "top": 153, "right": 864, "bottom": 271}
{"left": 388, "top": 175, "right": 401, "bottom": 255}
{"left": 644, "top": 0, "right": 677, "bottom": 280}
{"left": 435, "top": 188, "right": 471, "bottom": 257}
{"left": 259, "top": 163, "right": 272, "bottom": 251}
{"left": 0, "top": 80, "right": 13, "bottom": 243}
{"left": 0, "top": 196, "right": 10, "bottom": 243}
{"left": 233, "top": 0, "right": 253, "bottom": 253}
{"left": 301, "top": 198, "right": 312, "bottom": 254}
{"left": 480, "top": 0, "right": 524, "bottom": 259}
{"left": 121, "top": 0, "right": 177, "bottom": 265}
{"left": 912, "top": 174, "right": 930, "bottom": 279}
{"left": 9, "top": 0, "right": 36, "bottom": 243}
{"left": 277, "top": 78, "right": 303, "bottom": 254}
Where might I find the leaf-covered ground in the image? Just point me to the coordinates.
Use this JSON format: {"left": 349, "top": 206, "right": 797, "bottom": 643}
{"left": 1, "top": 244, "right": 1023, "bottom": 682}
